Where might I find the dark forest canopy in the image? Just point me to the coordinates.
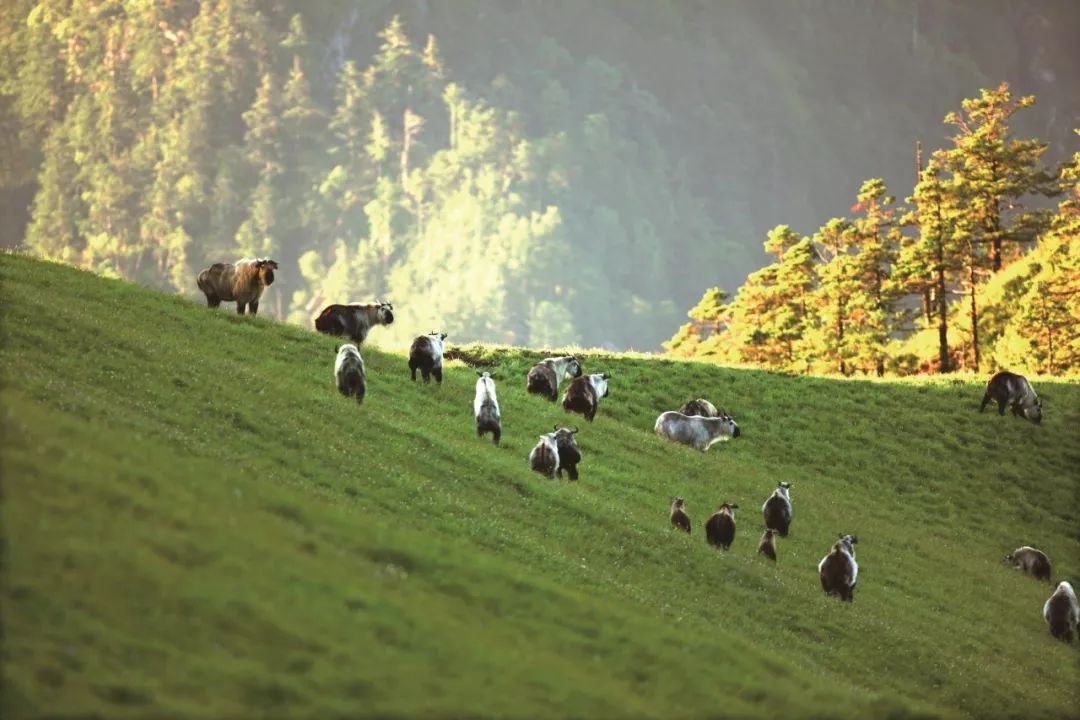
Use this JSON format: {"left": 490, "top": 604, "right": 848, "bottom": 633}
{"left": 1, "top": 1, "right": 1078, "bottom": 355}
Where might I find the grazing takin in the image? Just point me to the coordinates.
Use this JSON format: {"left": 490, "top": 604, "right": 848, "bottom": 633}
{"left": 757, "top": 528, "right": 778, "bottom": 561}
{"left": 678, "top": 398, "right": 719, "bottom": 417}
{"left": 705, "top": 503, "right": 738, "bottom": 550}
{"left": 761, "top": 481, "right": 793, "bottom": 537}
{"left": 197, "top": 258, "right": 278, "bottom": 315}
{"left": 526, "top": 356, "right": 583, "bottom": 402}
{"left": 670, "top": 497, "right": 691, "bottom": 534}
{"left": 562, "top": 373, "right": 610, "bottom": 422}
{"left": 528, "top": 431, "right": 560, "bottom": 478}
{"left": 334, "top": 344, "right": 366, "bottom": 403}
{"left": 1043, "top": 581, "right": 1079, "bottom": 643}
{"left": 314, "top": 301, "right": 394, "bottom": 345}
{"left": 819, "top": 534, "right": 859, "bottom": 602}
{"left": 554, "top": 426, "right": 582, "bottom": 480}
{"left": 1003, "top": 546, "right": 1053, "bottom": 583}
{"left": 473, "top": 372, "right": 501, "bottom": 445}
{"left": 654, "top": 410, "right": 740, "bottom": 451}
{"left": 980, "top": 370, "right": 1042, "bottom": 423}
{"left": 409, "top": 332, "right": 447, "bottom": 384}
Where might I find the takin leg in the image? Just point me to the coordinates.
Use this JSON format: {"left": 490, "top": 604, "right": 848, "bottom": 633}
{"left": 205, "top": 294, "right": 222, "bottom": 308}
{"left": 409, "top": 361, "right": 418, "bottom": 381}
{"left": 236, "top": 302, "right": 247, "bottom": 315}
{"left": 433, "top": 367, "right": 442, "bottom": 384}
{"left": 997, "top": 398, "right": 1007, "bottom": 415}
{"left": 491, "top": 427, "right": 500, "bottom": 446}
{"left": 565, "top": 463, "right": 578, "bottom": 480}
{"left": 979, "top": 391, "right": 991, "bottom": 412}
{"left": 421, "top": 368, "right": 431, "bottom": 383}
{"left": 249, "top": 300, "right": 259, "bottom": 316}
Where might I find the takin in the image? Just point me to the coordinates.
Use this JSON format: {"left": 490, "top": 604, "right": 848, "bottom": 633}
{"left": 562, "top": 373, "right": 610, "bottom": 422}
{"left": 670, "top": 497, "right": 691, "bottom": 534}
{"left": 757, "top": 528, "right": 778, "bottom": 561}
{"left": 409, "top": 332, "right": 447, "bottom": 384}
{"left": 704, "top": 503, "right": 738, "bottom": 550}
{"left": 197, "top": 258, "right": 278, "bottom": 315}
{"left": 473, "top": 372, "right": 502, "bottom": 445}
{"left": 980, "top": 370, "right": 1042, "bottom": 423}
{"left": 819, "top": 534, "right": 859, "bottom": 602}
{"left": 1003, "top": 546, "right": 1052, "bottom": 582}
{"left": 554, "top": 426, "right": 582, "bottom": 480}
{"left": 334, "top": 344, "right": 366, "bottom": 403}
{"left": 678, "top": 398, "right": 719, "bottom": 417}
{"left": 528, "top": 431, "right": 560, "bottom": 478}
{"left": 1043, "top": 581, "right": 1079, "bottom": 643}
{"left": 527, "top": 356, "right": 583, "bottom": 402}
{"left": 654, "top": 410, "right": 740, "bottom": 451}
{"left": 761, "top": 481, "right": 793, "bottom": 537}
{"left": 314, "top": 301, "right": 394, "bottom": 345}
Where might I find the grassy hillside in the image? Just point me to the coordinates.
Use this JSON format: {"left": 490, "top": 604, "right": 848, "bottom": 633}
{"left": 2, "top": 252, "right": 1078, "bottom": 719}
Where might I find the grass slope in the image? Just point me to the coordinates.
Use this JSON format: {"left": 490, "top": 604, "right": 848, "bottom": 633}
{"left": 2, "top": 253, "right": 1078, "bottom": 719}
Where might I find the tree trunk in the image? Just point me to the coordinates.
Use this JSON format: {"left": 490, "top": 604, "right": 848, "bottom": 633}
{"left": 968, "top": 264, "right": 980, "bottom": 372}
{"left": 935, "top": 242, "right": 950, "bottom": 373}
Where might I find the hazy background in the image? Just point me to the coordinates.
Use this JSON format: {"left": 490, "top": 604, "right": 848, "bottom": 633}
{"left": 2, "top": 0, "right": 1078, "bottom": 350}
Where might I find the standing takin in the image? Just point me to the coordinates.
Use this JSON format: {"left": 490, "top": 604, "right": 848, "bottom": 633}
{"left": 334, "top": 344, "right": 366, "bottom": 403}
{"left": 528, "top": 431, "right": 560, "bottom": 478}
{"left": 314, "top": 301, "right": 394, "bottom": 344}
{"left": 670, "top": 498, "right": 691, "bottom": 534}
{"left": 409, "top": 332, "right": 447, "bottom": 384}
{"left": 553, "top": 426, "right": 582, "bottom": 480}
{"left": 473, "top": 372, "right": 501, "bottom": 445}
{"left": 819, "top": 534, "right": 859, "bottom": 602}
{"left": 197, "top": 258, "right": 278, "bottom": 315}
{"left": 562, "top": 373, "right": 610, "bottom": 422}
{"left": 678, "top": 398, "right": 719, "bottom": 417}
{"left": 980, "top": 370, "right": 1043, "bottom": 423}
{"left": 757, "top": 528, "right": 778, "bottom": 561}
{"left": 1003, "top": 546, "right": 1053, "bottom": 582}
{"left": 761, "top": 481, "right": 793, "bottom": 537}
{"left": 654, "top": 410, "right": 740, "bottom": 452}
{"left": 1043, "top": 581, "right": 1079, "bottom": 643}
{"left": 526, "top": 356, "right": 583, "bottom": 402}
{"left": 705, "top": 503, "right": 738, "bottom": 550}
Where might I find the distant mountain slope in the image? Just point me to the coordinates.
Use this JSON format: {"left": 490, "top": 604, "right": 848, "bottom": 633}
{"left": 1, "top": 253, "right": 1078, "bottom": 718}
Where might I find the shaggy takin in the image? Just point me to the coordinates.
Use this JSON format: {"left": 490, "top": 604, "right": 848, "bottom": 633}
{"left": 980, "top": 370, "right": 1042, "bottom": 423}
{"left": 528, "top": 431, "right": 560, "bottom": 478}
{"left": 473, "top": 372, "right": 501, "bottom": 445}
{"left": 704, "top": 503, "right": 738, "bottom": 550}
{"left": 197, "top": 258, "right": 278, "bottom": 315}
{"left": 526, "top": 356, "right": 583, "bottom": 401}
{"left": 1003, "top": 546, "right": 1053, "bottom": 582}
{"left": 562, "top": 373, "right": 610, "bottom": 422}
{"left": 409, "top": 332, "right": 447, "bottom": 384}
{"left": 314, "top": 301, "right": 394, "bottom": 344}
{"left": 757, "top": 528, "right": 778, "bottom": 561}
{"left": 654, "top": 410, "right": 740, "bottom": 451}
{"left": 678, "top": 398, "right": 719, "bottom": 417}
{"left": 761, "top": 481, "right": 793, "bottom": 537}
{"left": 1043, "top": 581, "right": 1079, "bottom": 643}
{"left": 670, "top": 498, "right": 691, "bottom": 534}
{"left": 334, "top": 344, "right": 366, "bottom": 403}
{"left": 554, "top": 426, "right": 582, "bottom": 480}
{"left": 819, "top": 534, "right": 859, "bottom": 602}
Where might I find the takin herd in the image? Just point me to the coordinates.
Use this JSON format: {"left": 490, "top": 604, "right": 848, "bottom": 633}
{"left": 197, "top": 258, "right": 1076, "bottom": 645}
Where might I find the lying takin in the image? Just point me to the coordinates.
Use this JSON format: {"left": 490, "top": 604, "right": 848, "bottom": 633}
{"left": 678, "top": 398, "right": 718, "bottom": 417}
{"left": 474, "top": 372, "right": 501, "bottom": 445}
{"left": 1043, "top": 581, "right": 1079, "bottom": 643}
{"left": 527, "top": 355, "right": 583, "bottom": 402}
{"left": 1003, "top": 546, "right": 1052, "bottom": 583}
{"left": 819, "top": 534, "right": 859, "bottom": 602}
{"left": 980, "top": 370, "right": 1042, "bottom": 423}
{"left": 761, "top": 481, "right": 793, "bottom": 537}
{"left": 197, "top": 258, "right": 278, "bottom": 315}
{"left": 705, "top": 503, "right": 738, "bottom": 550}
{"left": 409, "top": 332, "right": 447, "bottom": 384}
{"left": 670, "top": 497, "right": 691, "bottom": 534}
{"left": 528, "top": 431, "right": 560, "bottom": 478}
{"left": 314, "top": 301, "right": 394, "bottom": 345}
{"left": 554, "top": 426, "right": 582, "bottom": 480}
{"left": 654, "top": 410, "right": 740, "bottom": 452}
{"left": 562, "top": 373, "right": 610, "bottom": 422}
{"left": 334, "top": 344, "right": 366, "bottom": 403}
{"left": 757, "top": 528, "right": 778, "bottom": 561}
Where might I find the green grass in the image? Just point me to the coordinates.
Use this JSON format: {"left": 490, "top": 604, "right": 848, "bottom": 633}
{"left": 2, "top": 252, "right": 1078, "bottom": 719}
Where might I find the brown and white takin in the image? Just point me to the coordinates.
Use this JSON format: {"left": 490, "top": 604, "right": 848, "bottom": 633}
{"left": 704, "top": 503, "right": 738, "bottom": 550}
{"left": 409, "top": 332, "right": 447, "bottom": 384}
{"left": 473, "top": 372, "right": 502, "bottom": 445}
{"left": 819, "top": 534, "right": 859, "bottom": 602}
{"left": 314, "top": 301, "right": 394, "bottom": 345}
{"left": 1043, "top": 581, "right": 1079, "bottom": 643}
{"left": 334, "top": 343, "right": 366, "bottom": 403}
{"left": 980, "top": 370, "right": 1042, "bottom": 423}
{"left": 654, "top": 410, "right": 740, "bottom": 452}
{"left": 761, "top": 481, "right": 793, "bottom": 537}
{"left": 670, "top": 497, "right": 691, "bottom": 534}
{"left": 527, "top": 356, "right": 583, "bottom": 402}
{"left": 1003, "top": 546, "right": 1052, "bottom": 583}
{"left": 197, "top": 258, "right": 278, "bottom": 315}
{"left": 678, "top": 398, "right": 719, "bottom": 417}
{"left": 562, "top": 373, "right": 610, "bottom": 422}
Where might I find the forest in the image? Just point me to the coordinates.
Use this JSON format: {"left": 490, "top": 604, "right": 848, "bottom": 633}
{"left": 1, "top": 1, "right": 1078, "bottom": 369}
